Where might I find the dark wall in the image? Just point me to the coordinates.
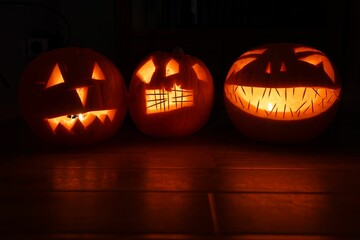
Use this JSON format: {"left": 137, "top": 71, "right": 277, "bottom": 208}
{"left": 0, "top": 0, "right": 118, "bottom": 119}
{"left": 0, "top": 0, "right": 359, "bottom": 121}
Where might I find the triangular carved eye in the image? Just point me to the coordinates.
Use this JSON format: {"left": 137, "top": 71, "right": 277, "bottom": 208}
{"left": 46, "top": 64, "right": 64, "bottom": 89}
{"left": 165, "top": 59, "right": 179, "bottom": 77}
{"left": 226, "top": 57, "right": 256, "bottom": 79}
{"left": 136, "top": 58, "right": 156, "bottom": 84}
{"left": 192, "top": 63, "right": 207, "bottom": 81}
{"left": 298, "top": 54, "right": 335, "bottom": 83}
{"left": 92, "top": 62, "right": 105, "bottom": 80}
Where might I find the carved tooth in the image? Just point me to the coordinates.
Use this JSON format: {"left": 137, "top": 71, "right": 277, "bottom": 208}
{"left": 106, "top": 109, "right": 117, "bottom": 121}
{"left": 262, "top": 88, "right": 267, "bottom": 100}
{"left": 63, "top": 118, "right": 77, "bottom": 131}
{"left": 296, "top": 101, "right": 307, "bottom": 113}
{"left": 81, "top": 114, "right": 96, "bottom": 128}
{"left": 313, "top": 88, "right": 321, "bottom": 98}
{"left": 303, "top": 105, "right": 310, "bottom": 114}
{"left": 270, "top": 103, "right": 277, "bottom": 114}
{"left": 275, "top": 88, "right": 280, "bottom": 97}
{"left": 47, "top": 118, "right": 60, "bottom": 132}
{"left": 327, "top": 95, "right": 333, "bottom": 103}
{"left": 311, "top": 99, "right": 314, "bottom": 113}
{"left": 302, "top": 87, "right": 307, "bottom": 100}
{"left": 234, "top": 85, "right": 238, "bottom": 93}
{"left": 241, "top": 86, "right": 246, "bottom": 96}
{"left": 97, "top": 114, "right": 107, "bottom": 123}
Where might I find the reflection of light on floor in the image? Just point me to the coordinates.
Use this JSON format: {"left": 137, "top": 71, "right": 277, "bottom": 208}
{"left": 217, "top": 168, "right": 334, "bottom": 233}
{"left": 50, "top": 155, "right": 213, "bottom": 233}
{"left": 53, "top": 167, "right": 112, "bottom": 190}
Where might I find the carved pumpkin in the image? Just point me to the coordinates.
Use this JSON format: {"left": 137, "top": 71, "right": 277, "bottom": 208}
{"left": 224, "top": 43, "right": 341, "bottom": 142}
{"left": 19, "top": 48, "right": 128, "bottom": 145}
{"left": 129, "top": 49, "right": 214, "bottom": 137}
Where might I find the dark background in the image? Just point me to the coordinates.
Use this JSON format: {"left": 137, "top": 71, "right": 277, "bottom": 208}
{"left": 0, "top": 0, "right": 359, "bottom": 129}
{"left": 1, "top": 1, "right": 360, "bottom": 238}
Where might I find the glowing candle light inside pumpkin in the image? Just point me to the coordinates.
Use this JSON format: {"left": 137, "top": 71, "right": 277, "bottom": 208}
{"left": 146, "top": 84, "right": 194, "bottom": 114}
{"left": 129, "top": 49, "right": 214, "bottom": 137}
{"left": 78, "top": 114, "right": 85, "bottom": 121}
{"left": 19, "top": 48, "right": 128, "bottom": 146}
{"left": 223, "top": 43, "right": 342, "bottom": 142}
{"left": 227, "top": 85, "right": 339, "bottom": 119}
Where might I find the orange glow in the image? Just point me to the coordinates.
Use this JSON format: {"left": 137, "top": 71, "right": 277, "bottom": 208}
{"left": 226, "top": 57, "right": 257, "bottom": 79}
{"left": 136, "top": 59, "right": 156, "bottom": 84}
{"left": 192, "top": 63, "right": 207, "bottom": 81}
{"left": 46, "top": 109, "right": 117, "bottom": 133}
{"left": 241, "top": 48, "right": 267, "bottom": 56}
{"left": 46, "top": 64, "right": 64, "bottom": 88}
{"left": 76, "top": 87, "right": 88, "bottom": 107}
{"left": 299, "top": 55, "right": 335, "bottom": 83}
{"left": 225, "top": 85, "right": 340, "bottom": 120}
{"left": 280, "top": 62, "right": 286, "bottom": 72}
{"left": 90, "top": 109, "right": 116, "bottom": 122}
{"left": 294, "top": 46, "right": 322, "bottom": 54}
{"left": 165, "top": 59, "right": 179, "bottom": 76}
{"left": 265, "top": 62, "right": 271, "bottom": 74}
{"left": 145, "top": 84, "right": 194, "bottom": 114}
{"left": 92, "top": 62, "right": 105, "bottom": 80}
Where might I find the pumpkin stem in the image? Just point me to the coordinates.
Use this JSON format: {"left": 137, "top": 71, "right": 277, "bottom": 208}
{"left": 172, "top": 47, "right": 185, "bottom": 55}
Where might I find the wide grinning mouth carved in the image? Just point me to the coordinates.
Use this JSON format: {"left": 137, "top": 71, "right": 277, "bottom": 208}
{"left": 225, "top": 85, "right": 340, "bottom": 120}
{"left": 46, "top": 109, "right": 116, "bottom": 133}
{"left": 145, "top": 84, "right": 194, "bottom": 114}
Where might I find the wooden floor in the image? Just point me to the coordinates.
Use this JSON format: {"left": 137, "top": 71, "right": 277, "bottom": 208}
{"left": 1, "top": 111, "right": 360, "bottom": 240}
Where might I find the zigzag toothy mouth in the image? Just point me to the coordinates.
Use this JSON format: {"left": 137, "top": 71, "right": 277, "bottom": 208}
{"left": 225, "top": 85, "right": 340, "bottom": 120}
{"left": 46, "top": 109, "right": 116, "bottom": 133}
{"left": 145, "top": 84, "right": 194, "bottom": 114}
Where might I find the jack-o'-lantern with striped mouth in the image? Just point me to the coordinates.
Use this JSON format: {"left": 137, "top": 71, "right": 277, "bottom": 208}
{"left": 19, "top": 48, "right": 127, "bottom": 145}
{"left": 129, "top": 49, "right": 214, "bottom": 137}
{"left": 224, "top": 43, "right": 341, "bottom": 142}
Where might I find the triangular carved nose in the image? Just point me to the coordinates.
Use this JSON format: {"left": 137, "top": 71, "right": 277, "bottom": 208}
{"left": 265, "top": 62, "right": 271, "bottom": 74}
{"left": 75, "top": 87, "right": 88, "bottom": 107}
{"left": 280, "top": 62, "right": 286, "bottom": 72}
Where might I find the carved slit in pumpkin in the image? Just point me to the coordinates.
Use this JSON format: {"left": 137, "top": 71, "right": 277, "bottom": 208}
{"left": 46, "top": 109, "right": 117, "bottom": 133}
{"left": 145, "top": 84, "right": 194, "bottom": 114}
{"left": 225, "top": 85, "right": 340, "bottom": 120}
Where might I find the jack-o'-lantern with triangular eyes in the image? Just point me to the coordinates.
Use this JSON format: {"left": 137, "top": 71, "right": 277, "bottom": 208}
{"left": 224, "top": 43, "right": 341, "bottom": 142}
{"left": 19, "top": 48, "right": 128, "bottom": 145}
{"left": 129, "top": 49, "right": 214, "bottom": 137}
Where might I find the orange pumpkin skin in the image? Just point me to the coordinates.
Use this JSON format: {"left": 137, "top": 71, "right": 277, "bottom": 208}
{"left": 129, "top": 51, "right": 214, "bottom": 137}
{"left": 224, "top": 43, "right": 341, "bottom": 143}
{"left": 19, "top": 48, "right": 128, "bottom": 145}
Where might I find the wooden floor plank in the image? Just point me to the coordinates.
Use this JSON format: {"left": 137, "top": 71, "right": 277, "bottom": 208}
{"left": 1, "top": 168, "right": 359, "bottom": 193}
{"left": 1, "top": 118, "right": 360, "bottom": 239}
{"left": 0, "top": 192, "right": 213, "bottom": 235}
{"left": 0, "top": 233, "right": 354, "bottom": 240}
{"left": 214, "top": 193, "right": 360, "bottom": 235}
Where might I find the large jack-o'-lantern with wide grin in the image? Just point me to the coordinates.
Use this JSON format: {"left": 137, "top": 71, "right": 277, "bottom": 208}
{"left": 19, "top": 48, "right": 128, "bottom": 145}
{"left": 129, "top": 49, "right": 214, "bottom": 137}
{"left": 224, "top": 43, "right": 341, "bottom": 142}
